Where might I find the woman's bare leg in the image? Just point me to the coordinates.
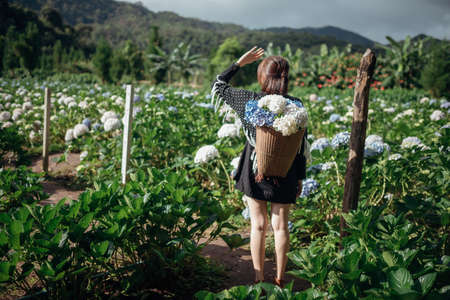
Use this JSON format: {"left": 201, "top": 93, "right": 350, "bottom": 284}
{"left": 247, "top": 196, "right": 268, "bottom": 281}
{"left": 271, "top": 202, "right": 291, "bottom": 281}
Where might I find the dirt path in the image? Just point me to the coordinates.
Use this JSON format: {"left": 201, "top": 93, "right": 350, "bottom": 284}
{"left": 31, "top": 152, "right": 84, "bottom": 204}
{"left": 200, "top": 230, "right": 310, "bottom": 291}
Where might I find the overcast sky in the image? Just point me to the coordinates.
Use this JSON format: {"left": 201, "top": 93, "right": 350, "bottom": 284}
{"left": 122, "top": 0, "right": 449, "bottom": 44}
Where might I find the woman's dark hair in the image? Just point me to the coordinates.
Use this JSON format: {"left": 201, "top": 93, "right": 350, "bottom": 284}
{"left": 257, "top": 56, "right": 289, "bottom": 95}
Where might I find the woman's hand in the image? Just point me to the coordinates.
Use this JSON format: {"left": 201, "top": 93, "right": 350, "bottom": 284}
{"left": 296, "top": 180, "right": 303, "bottom": 198}
{"left": 236, "top": 46, "right": 264, "bottom": 67}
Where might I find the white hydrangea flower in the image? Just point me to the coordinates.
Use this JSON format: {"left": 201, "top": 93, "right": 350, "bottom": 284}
{"left": 365, "top": 134, "right": 383, "bottom": 145}
{"left": 68, "top": 101, "right": 77, "bottom": 109}
{"left": 80, "top": 151, "right": 88, "bottom": 161}
{"left": 65, "top": 129, "right": 74, "bottom": 143}
{"left": 218, "top": 123, "right": 240, "bottom": 138}
{"left": 258, "top": 94, "right": 287, "bottom": 114}
{"left": 63, "top": 96, "right": 75, "bottom": 105}
{"left": 0, "top": 111, "right": 11, "bottom": 122}
{"left": 323, "top": 105, "right": 335, "bottom": 113}
{"left": 78, "top": 101, "right": 89, "bottom": 109}
{"left": 388, "top": 153, "right": 402, "bottom": 161}
{"left": 309, "top": 94, "right": 318, "bottom": 101}
{"left": 230, "top": 156, "right": 241, "bottom": 169}
{"left": 194, "top": 145, "right": 219, "bottom": 164}
{"left": 1, "top": 121, "right": 13, "bottom": 128}
{"left": 383, "top": 107, "right": 396, "bottom": 113}
{"left": 22, "top": 102, "right": 33, "bottom": 110}
{"left": 285, "top": 104, "right": 308, "bottom": 128}
{"left": 104, "top": 118, "right": 121, "bottom": 132}
{"left": 401, "top": 137, "right": 426, "bottom": 149}
{"left": 115, "top": 97, "right": 124, "bottom": 105}
{"left": 430, "top": 110, "right": 445, "bottom": 121}
{"left": 29, "top": 130, "right": 38, "bottom": 141}
{"left": 420, "top": 97, "right": 429, "bottom": 104}
{"left": 101, "top": 111, "right": 118, "bottom": 123}
{"left": 73, "top": 124, "right": 89, "bottom": 138}
{"left": 273, "top": 114, "right": 298, "bottom": 136}
{"left": 50, "top": 115, "right": 58, "bottom": 122}
{"left": 33, "top": 120, "right": 41, "bottom": 130}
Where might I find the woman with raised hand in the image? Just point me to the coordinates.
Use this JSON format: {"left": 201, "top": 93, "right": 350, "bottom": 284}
{"left": 211, "top": 46, "right": 309, "bottom": 287}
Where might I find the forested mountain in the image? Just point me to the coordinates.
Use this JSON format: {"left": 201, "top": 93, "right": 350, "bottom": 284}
{"left": 10, "top": 0, "right": 374, "bottom": 56}
{"left": 263, "top": 26, "right": 375, "bottom": 47}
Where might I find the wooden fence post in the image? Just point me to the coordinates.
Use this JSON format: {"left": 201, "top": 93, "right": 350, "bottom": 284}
{"left": 121, "top": 85, "right": 134, "bottom": 185}
{"left": 42, "top": 88, "right": 51, "bottom": 174}
{"left": 340, "top": 49, "right": 377, "bottom": 239}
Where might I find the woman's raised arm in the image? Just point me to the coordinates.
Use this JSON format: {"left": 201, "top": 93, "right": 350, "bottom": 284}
{"left": 210, "top": 47, "right": 264, "bottom": 117}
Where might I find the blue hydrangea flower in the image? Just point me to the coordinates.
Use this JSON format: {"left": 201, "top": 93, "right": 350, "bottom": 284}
{"left": 241, "top": 207, "right": 250, "bottom": 220}
{"left": 205, "top": 94, "right": 212, "bottom": 100}
{"left": 326, "top": 99, "right": 333, "bottom": 105}
{"left": 307, "top": 164, "right": 323, "bottom": 173}
{"left": 300, "top": 178, "right": 319, "bottom": 198}
{"left": 331, "top": 132, "right": 350, "bottom": 149}
{"left": 288, "top": 221, "right": 294, "bottom": 232}
{"left": 144, "top": 92, "right": 152, "bottom": 99}
{"left": 329, "top": 113, "right": 341, "bottom": 123}
{"left": 102, "top": 92, "right": 111, "bottom": 98}
{"left": 335, "top": 95, "right": 340, "bottom": 99}
{"left": 364, "top": 141, "right": 390, "bottom": 158}
{"left": 89, "top": 89, "right": 95, "bottom": 95}
{"left": 244, "top": 100, "right": 276, "bottom": 127}
{"left": 133, "top": 95, "right": 141, "bottom": 102}
{"left": 133, "top": 107, "right": 142, "bottom": 117}
{"left": 92, "top": 123, "right": 102, "bottom": 131}
{"left": 156, "top": 93, "right": 165, "bottom": 101}
{"left": 82, "top": 118, "right": 91, "bottom": 129}
{"left": 440, "top": 101, "right": 450, "bottom": 109}
{"left": 311, "top": 138, "right": 331, "bottom": 152}
{"left": 429, "top": 99, "right": 437, "bottom": 105}
{"left": 168, "top": 106, "right": 178, "bottom": 113}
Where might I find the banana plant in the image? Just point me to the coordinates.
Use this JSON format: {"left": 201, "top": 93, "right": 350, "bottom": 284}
{"left": 147, "top": 45, "right": 178, "bottom": 84}
{"left": 171, "top": 42, "right": 205, "bottom": 84}
{"left": 378, "top": 35, "right": 430, "bottom": 88}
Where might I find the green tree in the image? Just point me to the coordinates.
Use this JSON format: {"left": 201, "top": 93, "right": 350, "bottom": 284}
{"left": 420, "top": 42, "right": 450, "bottom": 98}
{"left": 122, "top": 40, "right": 144, "bottom": 80}
{"left": 3, "top": 27, "right": 19, "bottom": 75}
{"left": 93, "top": 38, "right": 113, "bottom": 82}
{"left": 110, "top": 51, "right": 128, "bottom": 82}
{"left": 146, "top": 26, "right": 166, "bottom": 83}
{"left": 53, "top": 40, "right": 63, "bottom": 70}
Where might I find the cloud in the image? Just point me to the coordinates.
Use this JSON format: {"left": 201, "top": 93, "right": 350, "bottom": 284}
{"left": 127, "top": 0, "right": 449, "bottom": 43}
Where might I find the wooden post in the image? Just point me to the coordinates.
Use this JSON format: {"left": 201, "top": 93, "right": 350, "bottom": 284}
{"left": 42, "top": 88, "right": 51, "bottom": 174}
{"left": 121, "top": 85, "right": 134, "bottom": 185}
{"left": 340, "top": 49, "right": 376, "bottom": 239}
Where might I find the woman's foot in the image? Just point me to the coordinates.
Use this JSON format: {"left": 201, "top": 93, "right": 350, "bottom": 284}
{"left": 273, "top": 277, "right": 284, "bottom": 288}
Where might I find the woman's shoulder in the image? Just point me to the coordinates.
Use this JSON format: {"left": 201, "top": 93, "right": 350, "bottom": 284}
{"left": 285, "top": 94, "right": 304, "bottom": 104}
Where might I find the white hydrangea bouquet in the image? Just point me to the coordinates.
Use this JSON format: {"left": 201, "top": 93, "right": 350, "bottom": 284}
{"left": 245, "top": 94, "right": 309, "bottom": 180}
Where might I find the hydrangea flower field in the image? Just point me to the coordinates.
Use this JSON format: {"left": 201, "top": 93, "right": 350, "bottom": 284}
{"left": 0, "top": 77, "right": 449, "bottom": 299}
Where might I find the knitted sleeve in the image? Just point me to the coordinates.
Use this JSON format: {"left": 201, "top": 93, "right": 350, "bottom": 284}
{"left": 210, "top": 62, "right": 257, "bottom": 119}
